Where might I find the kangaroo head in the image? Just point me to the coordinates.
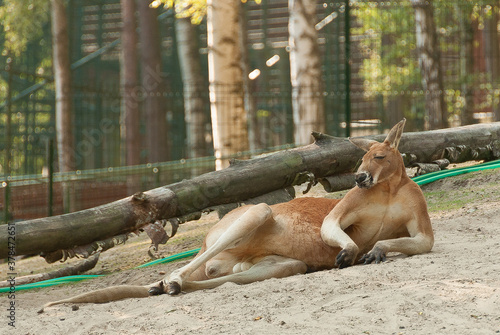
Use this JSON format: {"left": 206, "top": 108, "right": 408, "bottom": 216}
{"left": 348, "top": 119, "right": 406, "bottom": 189}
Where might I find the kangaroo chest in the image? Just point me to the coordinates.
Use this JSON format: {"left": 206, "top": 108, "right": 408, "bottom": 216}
{"left": 352, "top": 200, "right": 410, "bottom": 241}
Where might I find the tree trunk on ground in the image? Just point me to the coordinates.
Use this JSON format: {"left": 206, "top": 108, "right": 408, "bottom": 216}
{"left": 207, "top": 0, "right": 249, "bottom": 170}
{"left": 137, "top": 0, "right": 169, "bottom": 163}
{"left": 1, "top": 123, "right": 500, "bottom": 259}
{"left": 411, "top": 0, "right": 447, "bottom": 130}
{"left": 483, "top": 6, "right": 500, "bottom": 122}
{"left": 120, "top": 0, "right": 141, "bottom": 194}
{"left": 289, "top": 0, "right": 325, "bottom": 145}
{"left": 0, "top": 253, "right": 99, "bottom": 287}
{"left": 51, "top": 0, "right": 77, "bottom": 213}
{"left": 175, "top": 16, "right": 209, "bottom": 168}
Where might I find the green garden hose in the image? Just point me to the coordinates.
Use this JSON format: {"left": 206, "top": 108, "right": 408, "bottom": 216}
{"left": 413, "top": 159, "right": 500, "bottom": 186}
{"left": 135, "top": 248, "right": 201, "bottom": 268}
{"left": 3, "top": 158, "right": 500, "bottom": 293}
{"left": 0, "top": 275, "right": 102, "bottom": 293}
{"left": 0, "top": 248, "right": 202, "bottom": 293}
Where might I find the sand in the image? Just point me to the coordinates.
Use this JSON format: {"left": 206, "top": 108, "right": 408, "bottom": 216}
{"left": 2, "top": 168, "right": 500, "bottom": 334}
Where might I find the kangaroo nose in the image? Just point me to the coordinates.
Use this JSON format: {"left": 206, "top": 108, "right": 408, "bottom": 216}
{"left": 355, "top": 172, "right": 369, "bottom": 184}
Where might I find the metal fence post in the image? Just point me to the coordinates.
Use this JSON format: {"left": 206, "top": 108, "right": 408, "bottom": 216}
{"left": 3, "top": 60, "right": 13, "bottom": 224}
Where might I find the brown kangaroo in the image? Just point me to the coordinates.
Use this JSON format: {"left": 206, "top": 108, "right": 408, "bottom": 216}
{"left": 39, "top": 119, "right": 433, "bottom": 312}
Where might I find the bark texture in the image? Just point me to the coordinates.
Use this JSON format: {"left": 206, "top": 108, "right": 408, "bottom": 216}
{"left": 207, "top": 0, "right": 249, "bottom": 170}
{"left": 483, "top": 6, "right": 500, "bottom": 122}
{"left": 239, "top": 2, "right": 259, "bottom": 152}
{"left": 138, "top": 0, "right": 169, "bottom": 163}
{"left": 0, "top": 253, "right": 99, "bottom": 287}
{"left": 457, "top": 4, "right": 476, "bottom": 125}
{"left": 51, "top": 0, "right": 76, "bottom": 212}
{"left": 411, "top": 0, "right": 447, "bottom": 130}
{"left": 289, "top": 0, "right": 325, "bottom": 145}
{"left": 1, "top": 123, "right": 500, "bottom": 259}
{"left": 176, "top": 17, "right": 209, "bottom": 163}
{"left": 120, "top": 0, "right": 141, "bottom": 194}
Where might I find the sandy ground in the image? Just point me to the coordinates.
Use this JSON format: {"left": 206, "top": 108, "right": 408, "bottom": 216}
{"left": 2, "top": 167, "right": 500, "bottom": 334}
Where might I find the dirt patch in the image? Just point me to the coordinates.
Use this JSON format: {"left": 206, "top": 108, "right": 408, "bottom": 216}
{"left": 2, "top": 166, "right": 500, "bottom": 334}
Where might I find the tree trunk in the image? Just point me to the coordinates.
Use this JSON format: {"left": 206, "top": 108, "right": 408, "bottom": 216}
{"left": 51, "top": 0, "right": 77, "bottom": 213}
{"left": 457, "top": 4, "right": 476, "bottom": 126}
{"left": 411, "top": 0, "right": 447, "bottom": 130}
{"left": 381, "top": 33, "right": 405, "bottom": 127}
{"left": 207, "top": 0, "right": 249, "bottom": 170}
{"left": 137, "top": 0, "right": 169, "bottom": 163}
{"left": 0, "top": 253, "right": 99, "bottom": 287}
{"left": 120, "top": 0, "right": 141, "bottom": 194}
{"left": 483, "top": 5, "right": 500, "bottom": 122}
{"left": 175, "top": 17, "right": 209, "bottom": 166}
{"left": 2, "top": 122, "right": 500, "bottom": 259}
{"left": 289, "top": 0, "right": 325, "bottom": 145}
{"left": 239, "top": 2, "right": 260, "bottom": 152}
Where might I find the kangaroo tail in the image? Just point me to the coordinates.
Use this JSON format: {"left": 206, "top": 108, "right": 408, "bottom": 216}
{"left": 38, "top": 285, "right": 150, "bottom": 313}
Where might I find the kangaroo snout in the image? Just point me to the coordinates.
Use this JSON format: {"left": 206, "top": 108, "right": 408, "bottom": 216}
{"left": 355, "top": 171, "right": 373, "bottom": 188}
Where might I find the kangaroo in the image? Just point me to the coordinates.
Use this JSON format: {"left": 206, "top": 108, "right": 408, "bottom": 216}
{"left": 39, "top": 119, "right": 433, "bottom": 312}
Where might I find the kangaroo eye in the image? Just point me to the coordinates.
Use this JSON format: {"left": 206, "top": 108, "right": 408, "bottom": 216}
{"left": 374, "top": 156, "right": 385, "bottom": 160}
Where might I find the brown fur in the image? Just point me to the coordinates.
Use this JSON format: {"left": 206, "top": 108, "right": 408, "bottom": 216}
{"left": 40, "top": 119, "right": 434, "bottom": 311}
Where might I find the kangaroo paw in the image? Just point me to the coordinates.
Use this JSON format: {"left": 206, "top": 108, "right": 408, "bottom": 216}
{"left": 166, "top": 281, "right": 182, "bottom": 295}
{"left": 336, "top": 247, "right": 358, "bottom": 269}
{"left": 360, "top": 247, "right": 387, "bottom": 264}
{"left": 148, "top": 281, "right": 165, "bottom": 296}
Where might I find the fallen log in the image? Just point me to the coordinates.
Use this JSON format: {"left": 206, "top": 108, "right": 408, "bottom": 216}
{"left": 0, "top": 253, "right": 100, "bottom": 287}
{"left": 1, "top": 122, "right": 499, "bottom": 260}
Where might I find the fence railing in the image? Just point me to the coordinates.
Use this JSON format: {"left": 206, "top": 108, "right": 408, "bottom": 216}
{"left": 0, "top": 143, "right": 298, "bottom": 222}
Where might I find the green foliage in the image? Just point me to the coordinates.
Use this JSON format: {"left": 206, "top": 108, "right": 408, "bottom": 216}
{"left": 0, "top": 0, "right": 51, "bottom": 56}
{"left": 157, "top": 0, "right": 260, "bottom": 24}
{"left": 352, "top": 2, "right": 420, "bottom": 96}
{"left": 352, "top": 0, "right": 499, "bottom": 123}
{"left": 0, "top": 0, "right": 53, "bottom": 176}
{"left": 156, "top": 0, "right": 207, "bottom": 24}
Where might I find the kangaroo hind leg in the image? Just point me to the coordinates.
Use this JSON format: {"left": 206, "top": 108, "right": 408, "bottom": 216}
{"left": 153, "top": 203, "right": 273, "bottom": 295}
{"left": 182, "top": 255, "right": 308, "bottom": 292}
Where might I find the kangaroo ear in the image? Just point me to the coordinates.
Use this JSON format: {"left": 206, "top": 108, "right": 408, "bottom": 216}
{"left": 349, "top": 137, "right": 378, "bottom": 152}
{"left": 384, "top": 118, "right": 406, "bottom": 149}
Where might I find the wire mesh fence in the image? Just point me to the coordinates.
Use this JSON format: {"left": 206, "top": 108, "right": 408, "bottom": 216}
{"left": 1, "top": 0, "right": 500, "bottom": 221}
{"left": 0, "top": 144, "right": 296, "bottom": 222}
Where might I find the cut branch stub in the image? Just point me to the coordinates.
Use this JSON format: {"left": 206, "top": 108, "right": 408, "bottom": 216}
{"left": 291, "top": 171, "right": 316, "bottom": 194}
{"left": 311, "top": 131, "right": 345, "bottom": 143}
{"left": 42, "top": 234, "right": 130, "bottom": 263}
{"left": 401, "top": 153, "right": 418, "bottom": 166}
{"left": 444, "top": 143, "right": 500, "bottom": 163}
{"left": 412, "top": 162, "right": 442, "bottom": 176}
{"left": 318, "top": 174, "right": 356, "bottom": 193}
{"left": 143, "top": 221, "right": 168, "bottom": 250}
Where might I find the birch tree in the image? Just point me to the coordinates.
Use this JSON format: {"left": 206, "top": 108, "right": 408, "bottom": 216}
{"left": 207, "top": 0, "right": 249, "bottom": 170}
{"left": 411, "top": 0, "right": 447, "bottom": 130}
{"left": 51, "top": 0, "right": 76, "bottom": 212}
{"left": 289, "top": 0, "right": 325, "bottom": 145}
{"left": 175, "top": 16, "right": 209, "bottom": 162}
